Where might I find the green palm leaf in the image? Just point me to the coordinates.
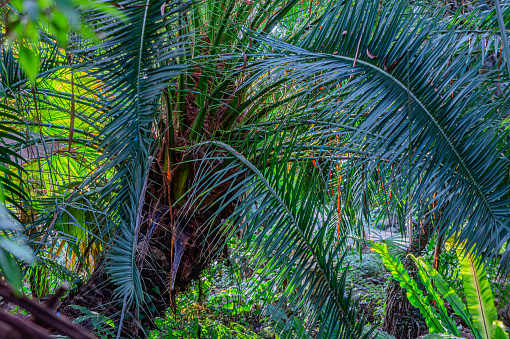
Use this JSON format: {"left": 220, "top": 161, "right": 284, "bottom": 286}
{"left": 183, "top": 137, "right": 369, "bottom": 338}
{"left": 241, "top": 0, "right": 510, "bottom": 272}
{"left": 70, "top": 0, "right": 191, "bottom": 331}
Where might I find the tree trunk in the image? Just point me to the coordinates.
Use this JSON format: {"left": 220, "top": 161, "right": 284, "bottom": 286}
{"left": 59, "top": 141, "right": 242, "bottom": 337}
{"left": 381, "top": 217, "right": 433, "bottom": 339}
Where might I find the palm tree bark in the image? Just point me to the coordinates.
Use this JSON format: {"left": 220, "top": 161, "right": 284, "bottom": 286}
{"left": 59, "top": 141, "right": 242, "bottom": 336}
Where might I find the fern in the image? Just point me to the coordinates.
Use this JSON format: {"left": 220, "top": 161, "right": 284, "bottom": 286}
{"left": 409, "top": 254, "right": 460, "bottom": 336}
{"left": 370, "top": 242, "right": 446, "bottom": 334}
{"left": 455, "top": 243, "right": 500, "bottom": 339}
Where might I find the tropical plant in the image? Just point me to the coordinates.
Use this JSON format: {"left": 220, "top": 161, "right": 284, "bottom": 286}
{"left": 2, "top": 0, "right": 510, "bottom": 338}
{"left": 0, "top": 202, "right": 33, "bottom": 291}
{"left": 371, "top": 241, "right": 509, "bottom": 339}
{"left": 0, "top": 19, "right": 108, "bottom": 298}
{"left": 2, "top": 0, "right": 120, "bottom": 83}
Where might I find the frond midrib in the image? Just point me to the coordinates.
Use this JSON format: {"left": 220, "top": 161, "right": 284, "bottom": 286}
{"left": 311, "top": 51, "right": 499, "bottom": 223}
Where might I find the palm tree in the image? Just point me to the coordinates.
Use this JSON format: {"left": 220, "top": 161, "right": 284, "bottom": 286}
{"left": 2, "top": 0, "right": 510, "bottom": 338}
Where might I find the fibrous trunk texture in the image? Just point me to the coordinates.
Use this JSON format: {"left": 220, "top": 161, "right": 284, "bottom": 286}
{"left": 60, "top": 141, "right": 241, "bottom": 336}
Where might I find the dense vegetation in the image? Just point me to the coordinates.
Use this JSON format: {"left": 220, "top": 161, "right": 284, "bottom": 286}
{"left": 2, "top": 0, "right": 510, "bottom": 338}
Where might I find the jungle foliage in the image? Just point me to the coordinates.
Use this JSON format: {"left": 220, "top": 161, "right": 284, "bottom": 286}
{"left": 2, "top": 0, "right": 510, "bottom": 338}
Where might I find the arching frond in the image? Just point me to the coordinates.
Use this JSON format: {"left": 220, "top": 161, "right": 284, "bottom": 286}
{"left": 239, "top": 0, "right": 510, "bottom": 272}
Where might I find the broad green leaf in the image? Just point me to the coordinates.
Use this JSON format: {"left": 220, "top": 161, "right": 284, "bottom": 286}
{"left": 50, "top": 11, "right": 69, "bottom": 46}
{"left": 0, "top": 238, "right": 33, "bottom": 263}
{"left": 19, "top": 44, "right": 40, "bottom": 85}
{"left": 409, "top": 254, "right": 460, "bottom": 336}
{"left": 362, "top": 326, "right": 396, "bottom": 339}
{"left": 370, "top": 242, "right": 446, "bottom": 334}
{"left": 456, "top": 245, "right": 497, "bottom": 339}
{"left": 421, "top": 335, "right": 464, "bottom": 339}
{"left": 492, "top": 321, "right": 509, "bottom": 339}
{"left": 0, "top": 248, "right": 22, "bottom": 291}
{"left": 416, "top": 257, "right": 476, "bottom": 338}
{"left": 0, "top": 204, "right": 33, "bottom": 291}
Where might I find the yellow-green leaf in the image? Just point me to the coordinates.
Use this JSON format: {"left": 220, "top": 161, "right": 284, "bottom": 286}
{"left": 456, "top": 244, "right": 497, "bottom": 339}
{"left": 370, "top": 242, "right": 446, "bottom": 334}
{"left": 19, "top": 44, "right": 39, "bottom": 85}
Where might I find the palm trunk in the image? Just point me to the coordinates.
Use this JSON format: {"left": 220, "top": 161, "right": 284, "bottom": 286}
{"left": 60, "top": 125, "right": 242, "bottom": 336}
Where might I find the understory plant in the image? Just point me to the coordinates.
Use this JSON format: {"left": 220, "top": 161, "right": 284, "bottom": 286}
{"left": 371, "top": 242, "right": 509, "bottom": 339}
{"left": 0, "top": 202, "right": 33, "bottom": 291}
{"left": 148, "top": 254, "right": 280, "bottom": 339}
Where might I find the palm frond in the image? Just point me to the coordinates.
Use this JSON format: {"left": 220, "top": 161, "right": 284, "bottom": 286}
{"left": 239, "top": 0, "right": 510, "bottom": 272}
{"left": 72, "top": 0, "right": 191, "bottom": 330}
{"left": 182, "top": 137, "right": 369, "bottom": 338}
